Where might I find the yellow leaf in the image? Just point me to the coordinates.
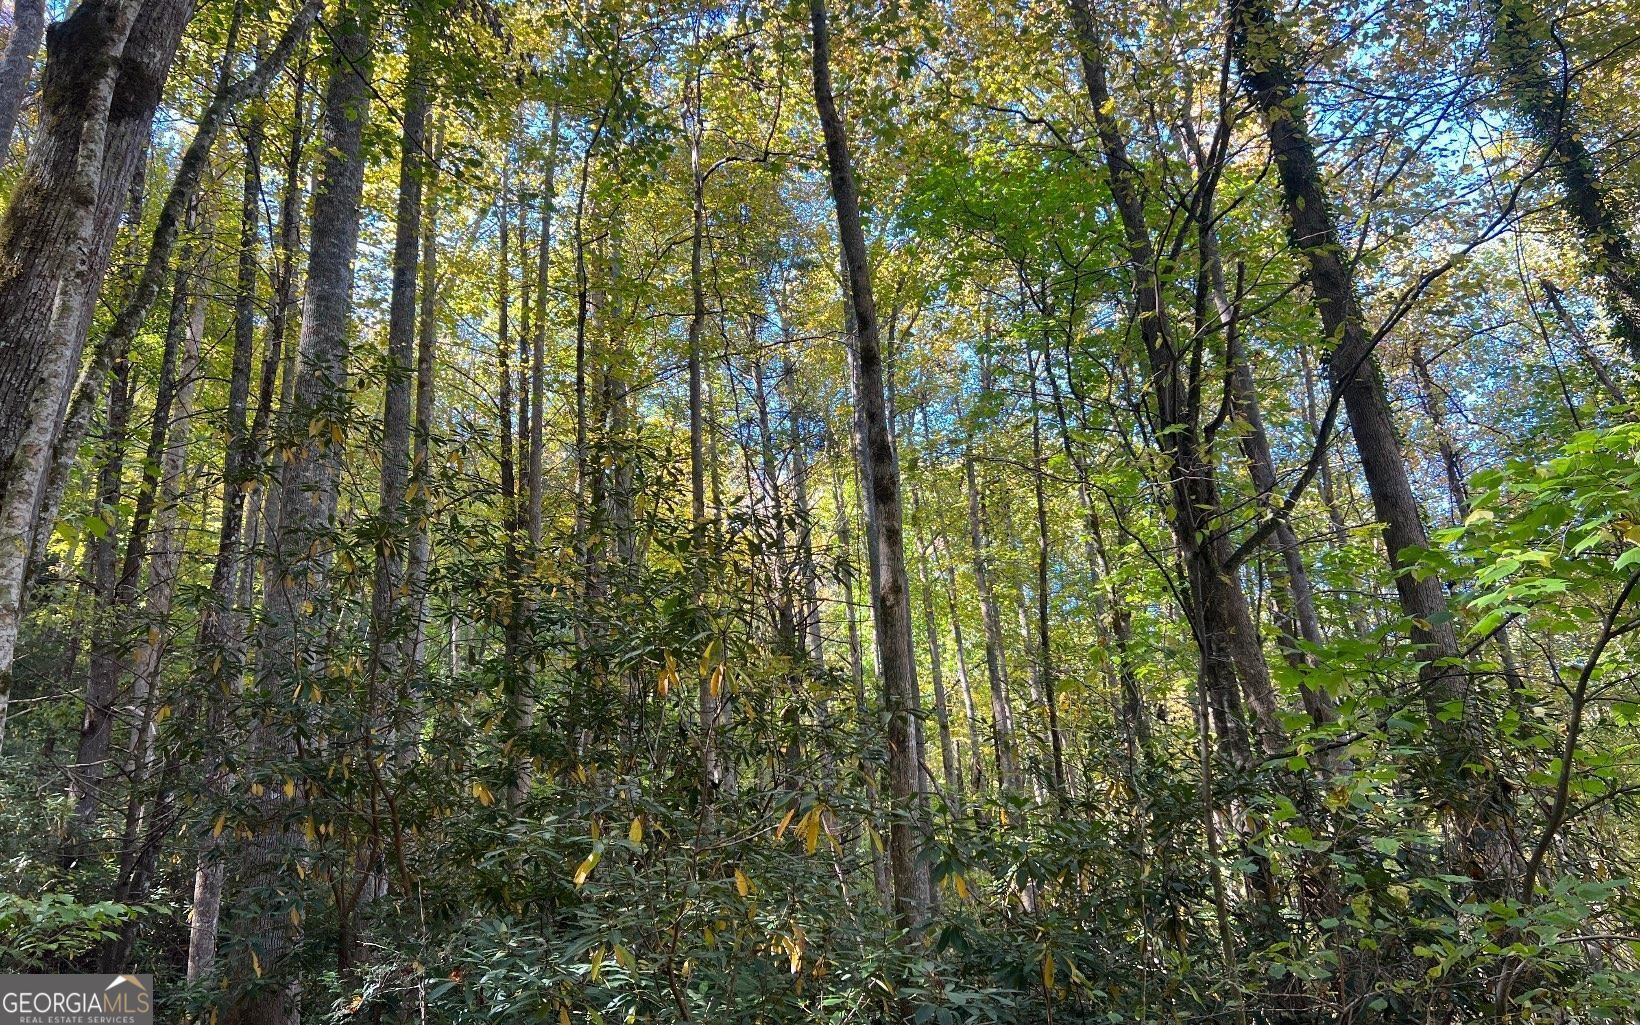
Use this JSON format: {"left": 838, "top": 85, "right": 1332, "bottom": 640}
{"left": 707, "top": 664, "right": 724, "bottom": 699}
{"left": 775, "top": 807, "right": 796, "bottom": 841}
{"left": 473, "top": 782, "right": 495, "bottom": 807}
{"left": 628, "top": 816, "right": 644, "bottom": 845}
{"left": 283, "top": 779, "right": 296, "bottom": 800}
{"left": 304, "top": 817, "right": 317, "bottom": 842}
{"left": 559, "top": 1007, "right": 571, "bottom": 1025}
{"left": 212, "top": 813, "right": 226, "bottom": 838}
{"left": 614, "top": 943, "right": 635, "bottom": 970}
{"left": 290, "top": 907, "right": 301, "bottom": 928}
{"left": 1041, "top": 948, "right": 1054, "bottom": 993}
{"left": 952, "top": 872, "right": 969, "bottom": 900}
{"left": 734, "top": 868, "right": 750, "bottom": 897}
{"left": 802, "top": 808, "right": 821, "bottom": 855}
{"left": 573, "top": 849, "right": 602, "bottom": 886}
{"left": 251, "top": 949, "right": 262, "bottom": 978}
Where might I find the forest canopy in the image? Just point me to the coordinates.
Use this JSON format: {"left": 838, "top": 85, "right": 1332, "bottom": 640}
{"left": 1, "top": 0, "right": 1639, "bottom": 1021}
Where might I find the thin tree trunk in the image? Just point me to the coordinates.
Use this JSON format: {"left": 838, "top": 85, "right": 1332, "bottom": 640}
{"left": 963, "top": 444, "right": 1019, "bottom": 794}
{"left": 810, "top": 0, "right": 933, "bottom": 926}
{"left": 912, "top": 482, "right": 962, "bottom": 819}
{"left": 941, "top": 562, "right": 985, "bottom": 795}
{"left": 403, "top": 116, "right": 442, "bottom": 756}
{"left": 1027, "top": 358, "right": 1068, "bottom": 802}
{"left": 366, "top": 55, "right": 427, "bottom": 763}
{"left": 496, "top": 157, "right": 528, "bottom": 805}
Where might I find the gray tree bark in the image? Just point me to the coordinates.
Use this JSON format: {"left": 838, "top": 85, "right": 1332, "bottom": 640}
{"left": 809, "top": 0, "right": 933, "bottom": 927}
{"left": 222, "top": 3, "right": 374, "bottom": 1018}
{"left": 0, "top": 0, "right": 191, "bottom": 751}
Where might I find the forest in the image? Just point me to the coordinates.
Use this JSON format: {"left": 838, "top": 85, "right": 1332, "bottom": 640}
{"left": 1, "top": 0, "right": 1638, "bottom": 1020}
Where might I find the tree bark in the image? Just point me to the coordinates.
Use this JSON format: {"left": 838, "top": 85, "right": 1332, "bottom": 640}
{"left": 366, "top": 54, "right": 427, "bottom": 763}
{"left": 1229, "top": 0, "right": 1465, "bottom": 717}
{"left": 223, "top": 3, "right": 374, "bottom": 1017}
{"left": 809, "top": 0, "right": 933, "bottom": 927}
{"left": 962, "top": 443, "right": 1019, "bottom": 794}
{"left": 1230, "top": 0, "right": 1512, "bottom": 886}
{"left": 0, "top": 0, "right": 191, "bottom": 751}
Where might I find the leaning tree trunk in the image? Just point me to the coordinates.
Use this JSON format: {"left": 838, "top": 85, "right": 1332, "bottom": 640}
{"left": 221, "top": 4, "right": 374, "bottom": 1020}
{"left": 1230, "top": 0, "right": 1512, "bottom": 887}
{"left": 810, "top": 0, "right": 933, "bottom": 928}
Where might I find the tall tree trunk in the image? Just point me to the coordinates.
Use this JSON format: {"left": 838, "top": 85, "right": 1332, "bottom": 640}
{"left": 809, "top": 0, "right": 933, "bottom": 927}
{"left": 1189, "top": 184, "right": 1337, "bottom": 725}
{"left": 1230, "top": 0, "right": 1463, "bottom": 701}
{"left": 1069, "top": 1, "right": 1282, "bottom": 765}
{"left": 403, "top": 116, "right": 441, "bottom": 755}
{"left": 223, "top": 5, "right": 374, "bottom": 1018}
{"left": 682, "top": 73, "right": 723, "bottom": 813}
{"left": 185, "top": 87, "right": 274, "bottom": 984}
{"left": 912, "top": 481, "right": 962, "bottom": 819}
{"left": 0, "top": 0, "right": 192, "bottom": 750}
{"left": 963, "top": 444, "right": 1019, "bottom": 794}
{"left": 0, "top": 0, "right": 45, "bottom": 168}
{"left": 1229, "top": 0, "right": 1511, "bottom": 886}
{"left": 366, "top": 55, "right": 427, "bottom": 765}
{"left": 496, "top": 158, "right": 529, "bottom": 805}
{"left": 66, "top": 236, "right": 197, "bottom": 862}
{"left": 1027, "top": 359, "right": 1068, "bottom": 802}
